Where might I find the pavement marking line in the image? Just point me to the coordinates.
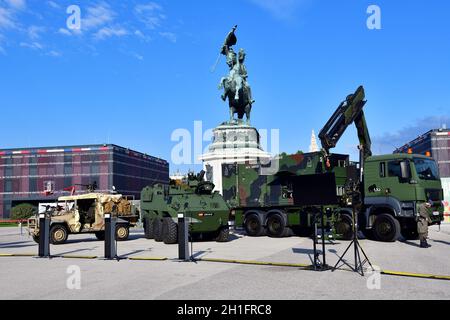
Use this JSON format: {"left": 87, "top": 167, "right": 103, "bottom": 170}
{"left": 12, "top": 253, "right": 35, "bottom": 257}
{"left": 381, "top": 269, "right": 450, "bottom": 281}
{"left": 128, "top": 256, "right": 168, "bottom": 261}
{"left": 55, "top": 255, "right": 98, "bottom": 259}
{"left": 198, "top": 257, "right": 310, "bottom": 268}
{"left": 0, "top": 253, "right": 13, "bottom": 257}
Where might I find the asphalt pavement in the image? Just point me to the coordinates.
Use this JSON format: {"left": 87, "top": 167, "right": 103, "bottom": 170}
{"left": 0, "top": 224, "right": 449, "bottom": 299}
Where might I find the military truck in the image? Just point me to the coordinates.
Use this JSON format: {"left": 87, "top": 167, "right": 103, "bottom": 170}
{"left": 140, "top": 171, "right": 231, "bottom": 244}
{"left": 28, "top": 193, "right": 139, "bottom": 244}
{"left": 222, "top": 86, "right": 444, "bottom": 242}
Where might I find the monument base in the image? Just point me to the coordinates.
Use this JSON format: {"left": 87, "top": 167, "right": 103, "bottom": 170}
{"left": 199, "top": 121, "right": 271, "bottom": 194}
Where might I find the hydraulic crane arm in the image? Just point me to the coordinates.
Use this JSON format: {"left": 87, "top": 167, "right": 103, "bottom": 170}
{"left": 318, "top": 85, "right": 372, "bottom": 160}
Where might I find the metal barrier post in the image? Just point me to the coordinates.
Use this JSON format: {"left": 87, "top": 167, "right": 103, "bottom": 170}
{"left": 104, "top": 214, "right": 117, "bottom": 259}
{"left": 38, "top": 214, "right": 50, "bottom": 257}
{"left": 178, "top": 212, "right": 190, "bottom": 261}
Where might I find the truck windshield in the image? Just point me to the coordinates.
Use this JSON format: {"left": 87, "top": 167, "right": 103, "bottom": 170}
{"left": 413, "top": 158, "right": 439, "bottom": 181}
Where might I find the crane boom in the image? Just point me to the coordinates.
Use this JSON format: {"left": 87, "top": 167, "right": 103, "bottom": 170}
{"left": 318, "top": 85, "right": 372, "bottom": 159}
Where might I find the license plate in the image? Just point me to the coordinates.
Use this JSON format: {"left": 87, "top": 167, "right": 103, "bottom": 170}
{"left": 432, "top": 211, "right": 440, "bottom": 216}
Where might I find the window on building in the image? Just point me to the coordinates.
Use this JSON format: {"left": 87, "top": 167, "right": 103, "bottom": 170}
{"left": 29, "top": 178, "right": 38, "bottom": 193}
{"left": 64, "top": 177, "right": 72, "bottom": 188}
{"left": 5, "top": 167, "right": 13, "bottom": 177}
{"left": 64, "top": 165, "right": 72, "bottom": 175}
{"left": 5, "top": 180, "right": 12, "bottom": 192}
{"left": 91, "top": 163, "right": 100, "bottom": 174}
{"left": 29, "top": 166, "right": 37, "bottom": 176}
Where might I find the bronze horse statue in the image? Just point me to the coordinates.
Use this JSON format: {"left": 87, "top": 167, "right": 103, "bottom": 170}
{"left": 219, "top": 74, "right": 253, "bottom": 124}
{"left": 217, "top": 26, "right": 254, "bottom": 125}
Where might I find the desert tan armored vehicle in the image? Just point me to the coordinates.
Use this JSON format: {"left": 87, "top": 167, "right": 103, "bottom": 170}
{"left": 28, "top": 193, "right": 139, "bottom": 244}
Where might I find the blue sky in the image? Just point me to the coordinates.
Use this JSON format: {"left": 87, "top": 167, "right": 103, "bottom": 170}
{"left": 0, "top": 0, "right": 449, "bottom": 173}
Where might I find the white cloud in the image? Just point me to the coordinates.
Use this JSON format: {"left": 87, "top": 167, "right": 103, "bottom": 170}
{"left": 58, "top": 27, "right": 72, "bottom": 36}
{"left": 0, "top": 7, "right": 16, "bottom": 29}
{"left": 93, "top": 25, "right": 128, "bottom": 40}
{"left": 135, "top": 2, "right": 166, "bottom": 29}
{"left": 82, "top": 2, "right": 116, "bottom": 31}
{"left": 0, "top": 45, "right": 6, "bottom": 55}
{"left": 132, "top": 52, "right": 143, "bottom": 61}
{"left": 135, "top": 29, "right": 151, "bottom": 42}
{"left": 46, "top": 50, "right": 61, "bottom": 57}
{"left": 20, "top": 41, "right": 43, "bottom": 50}
{"left": 46, "top": 1, "right": 60, "bottom": 9}
{"left": 27, "top": 25, "right": 45, "bottom": 40}
{"left": 4, "top": 0, "right": 26, "bottom": 10}
{"left": 135, "top": 2, "right": 162, "bottom": 13}
{"left": 248, "top": 0, "right": 303, "bottom": 21}
{"left": 159, "top": 31, "right": 176, "bottom": 43}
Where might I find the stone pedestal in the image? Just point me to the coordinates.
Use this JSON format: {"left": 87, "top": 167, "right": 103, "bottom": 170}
{"left": 199, "top": 121, "right": 271, "bottom": 194}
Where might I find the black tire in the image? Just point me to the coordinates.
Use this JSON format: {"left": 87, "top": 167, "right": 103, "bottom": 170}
{"left": 162, "top": 217, "right": 178, "bottom": 244}
{"left": 95, "top": 231, "right": 105, "bottom": 240}
{"left": 335, "top": 213, "right": 353, "bottom": 240}
{"left": 244, "top": 213, "right": 264, "bottom": 237}
{"left": 266, "top": 213, "right": 287, "bottom": 238}
{"left": 144, "top": 217, "right": 154, "bottom": 239}
{"left": 49, "top": 224, "right": 68, "bottom": 245}
{"left": 115, "top": 224, "right": 129, "bottom": 241}
{"left": 215, "top": 227, "right": 230, "bottom": 242}
{"left": 32, "top": 234, "right": 40, "bottom": 244}
{"left": 153, "top": 218, "right": 163, "bottom": 242}
{"left": 373, "top": 214, "right": 400, "bottom": 242}
{"left": 401, "top": 227, "right": 419, "bottom": 240}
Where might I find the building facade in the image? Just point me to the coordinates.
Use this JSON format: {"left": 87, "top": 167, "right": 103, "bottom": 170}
{"left": 0, "top": 144, "right": 169, "bottom": 219}
{"left": 395, "top": 129, "right": 450, "bottom": 222}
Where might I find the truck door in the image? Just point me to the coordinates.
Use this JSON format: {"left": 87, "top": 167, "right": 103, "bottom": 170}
{"left": 381, "top": 159, "right": 416, "bottom": 202}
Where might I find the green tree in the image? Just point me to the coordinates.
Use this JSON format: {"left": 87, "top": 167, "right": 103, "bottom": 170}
{"left": 10, "top": 203, "right": 36, "bottom": 220}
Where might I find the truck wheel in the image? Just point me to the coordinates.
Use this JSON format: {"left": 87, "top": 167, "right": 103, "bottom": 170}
{"left": 373, "top": 214, "right": 400, "bottom": 242}
{"left": 335, "top": 214, "right": 353, "bottom": 240}
{"left": 115, "top": 224, "right": 129, "bottom": 241}
{"left": 144, "top": 217, "right": 154, "bottom": 239}
{"left": 266, "top": 214, "right": 287, "bottom": 238}
{"left": 32, "top": 234, "right": 40, "bottom": 244}
{"left": 95, "top": 231, "right": 105, "bottom": 240}
{"left": 50, "top": 224, "right": 68, "bottom": 245}
{"left": 244, "top": 213, "right": 264, "bottom": 237}
{"left": 215, "top": 227, "right": 230, "bottom": 242}
{"left": 153, "top": 218, "right": 163, "bottom": 242}
{"left": 162, "top": 217, "right": 178, "bottom": 244}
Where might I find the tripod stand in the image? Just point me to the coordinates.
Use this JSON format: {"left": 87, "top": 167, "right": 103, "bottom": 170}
{"left": 332, "top": 203, "right": 374, "bottom": 275}
{"left": 311, "top": 208, "right": 328, "bottom": 271}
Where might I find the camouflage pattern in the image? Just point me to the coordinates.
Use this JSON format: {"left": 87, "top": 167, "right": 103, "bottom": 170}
{"left": 27, "top": 193, "right": 138, "bottom": 243}
{"left": 140, "top": 172, "right": 230, "bottom": 241}
{"left": 222, "top": 152, "right": 352, "bottom": 210}
{"left": 221, "top": 151, "right": 353, "bottom": 238}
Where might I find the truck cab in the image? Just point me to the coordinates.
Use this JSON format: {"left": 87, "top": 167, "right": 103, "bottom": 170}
{"left": 362, "top": 153, "right": 444, "bottom": 241}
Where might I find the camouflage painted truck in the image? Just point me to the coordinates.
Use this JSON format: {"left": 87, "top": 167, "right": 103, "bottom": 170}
{"left": 222, "top": 86, "right": 444, "bottom": 242}
{"left": 140, "top": 171, "right": 231, "bottom": 244}
{"left": 28, "top": 192, "right": 139, "bottom": 244}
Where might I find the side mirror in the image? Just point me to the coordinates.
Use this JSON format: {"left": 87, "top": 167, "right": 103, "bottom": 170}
{"left": 400, "top": 161, "right": 411, "bottom": 180}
